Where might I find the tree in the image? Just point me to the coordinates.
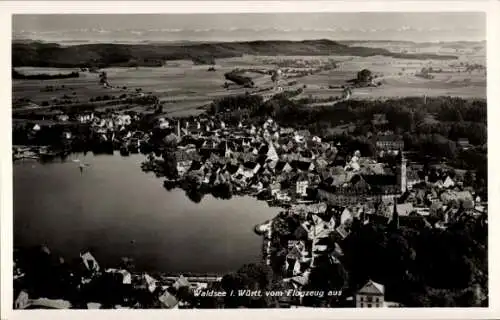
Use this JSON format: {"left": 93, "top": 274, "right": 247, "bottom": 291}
{"left": 357, "top": 69, "right": 373, "bottom": 83}
{"left": 464, "top": 170, "right": 475, "bottom": 187}
{"left": 306, "top": 256, "right": 349, "bottom": 307}
{"left": 128, "top": 60, "right": 139, "bottom": 69}
{"left": 154, "top": 104, "right": 163, "bottom": 114}
{"left": 220, "top": 263, "right": 273, "bottom": 308}
{"left": 272, "top": 215, "right": 291, "bottom": 238}
{"left": 99, "top": 71, "right": 108, "bottom": 85}
{"left": 186, "top": 189, "right": 204, "bottom": 203}
{"left": 212, "top": 183, "right": 233, "bottom": 200}
{"left": 162, "top": 152, "right": 178, "bottom": 179}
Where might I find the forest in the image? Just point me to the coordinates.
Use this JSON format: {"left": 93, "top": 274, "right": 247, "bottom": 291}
{"left": 12, "top": 40, "right": 457, "bottom": 68}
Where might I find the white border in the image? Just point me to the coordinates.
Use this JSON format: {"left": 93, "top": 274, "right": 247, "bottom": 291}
{"left": 1, "top": 2, "right": 499, "bottom": 320}
{"left": 0, "top": 1, "right": 497, "bottom": 13}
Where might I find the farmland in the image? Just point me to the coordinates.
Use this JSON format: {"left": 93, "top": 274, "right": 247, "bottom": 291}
{"left": 12, "top": 41, "right": 485, "bottom": 118}
{"left": 12, "top": 58, "right": 278, "bottom": 117}
{"left": 293, "top": 54, "right": 485, "bottom": 101}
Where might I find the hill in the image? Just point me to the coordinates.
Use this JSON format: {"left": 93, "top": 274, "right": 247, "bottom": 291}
{"left": 12, "top": 39, "right": 458, "bottom": 68}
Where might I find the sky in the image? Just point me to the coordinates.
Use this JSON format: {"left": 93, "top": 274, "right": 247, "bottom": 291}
{"left": 12, "top": 13, "right": 486, "bottom": 43}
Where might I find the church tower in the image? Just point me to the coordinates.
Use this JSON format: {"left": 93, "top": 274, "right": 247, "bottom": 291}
{"left": 399, "top": 150, "right": 407, "bottom": 194}
{"left": 225, "top": 141, "right": 232, "bottom": 158}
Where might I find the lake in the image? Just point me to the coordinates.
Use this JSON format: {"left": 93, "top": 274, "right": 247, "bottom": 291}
{"left": 13, "top": 153, "right": 279, "bottom": 274}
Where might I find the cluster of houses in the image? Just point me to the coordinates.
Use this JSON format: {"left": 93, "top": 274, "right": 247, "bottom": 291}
{"left": 14, "top": 247, "right": 219, "bottom": 310}
{"left": 268, "top": 172, "right": 485, "bottom": 307}
{"left": 151, "top": 115, "right": 410, "bottom": 203}
{"left": 14, "top": 110, "right": 151, "bottom": 160}
{"left": 77, "top": 111, "right": 146, "bottom": 144}
{"left": 150, "top": 114, "right": 486, "bottom": 234}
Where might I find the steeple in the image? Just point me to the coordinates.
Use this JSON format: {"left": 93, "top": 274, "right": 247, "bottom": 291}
{"left": 225, "top": 141, "right": 232, "bottom": 158}
{"left": 399, "top": 149, "right": 407, "bottom": 194}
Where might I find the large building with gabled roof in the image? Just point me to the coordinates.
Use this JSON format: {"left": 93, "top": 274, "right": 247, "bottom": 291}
{"left": 355, "top": 279, "right": 385, "bottom": 308}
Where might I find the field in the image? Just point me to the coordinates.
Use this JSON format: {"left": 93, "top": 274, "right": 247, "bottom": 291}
{"left": 12, "top": 42, "right": 486, "bottom": 117}
{"left": 291, "top": 54, "right": 485, "bottom": 100}
{"left": 12, "top": 59, "right": 278, "bottom": 117}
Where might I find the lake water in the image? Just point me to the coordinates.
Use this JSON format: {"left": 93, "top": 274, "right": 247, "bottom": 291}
{"left": 13, "top": 153, "right": 279, "bottom": 274}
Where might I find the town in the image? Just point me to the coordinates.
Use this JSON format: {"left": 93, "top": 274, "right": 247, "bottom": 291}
{"left": 12, "top": 88, "right": 488, "bottom": 309}
{"left": 9, "top": 10, "right": 488, "bottom": 311}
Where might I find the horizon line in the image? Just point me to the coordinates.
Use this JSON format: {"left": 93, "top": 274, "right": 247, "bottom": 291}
{"left": 12, "top": 38, "right": 486, "bottom": 45}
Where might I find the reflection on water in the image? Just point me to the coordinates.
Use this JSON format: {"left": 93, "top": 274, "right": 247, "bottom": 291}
{"left": 13, "top": 153, "right": 279, "bottom": 274}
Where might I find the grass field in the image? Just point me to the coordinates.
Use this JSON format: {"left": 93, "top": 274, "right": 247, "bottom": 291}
{"left": 12, "top": 45, "right": 486, "bottom": 118}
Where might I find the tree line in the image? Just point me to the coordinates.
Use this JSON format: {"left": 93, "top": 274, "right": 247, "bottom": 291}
{"left": 13, "top": 69, "right": 80, "bottom": 80}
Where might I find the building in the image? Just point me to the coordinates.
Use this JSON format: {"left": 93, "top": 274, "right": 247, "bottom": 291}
{"left": 443, "top": 176, "right": 455, "bottom": 189}
{"left": 177, "top": 160, "right": 192, "bottom": 177}
{"left": 274, "top": 161, "right": 293, "bottom": 174}
{"left": 276, "top": 191, "right": 292, "bottom": 202}
{"left": 317, "top": 189, "right": 381, "bottom": 207}
{"left": 375, "top": 135, "right": 404, "bottom": 152}
{"left": 296, "top": 179, "right": 309, "bottom": 197}
{"left": 400, "top": 155, "right": 407, "bottom": 193}
{"left": 80, "top": 251, "right": 100, "bottom": 273}
{"left": 159, "top": 290, "right": 179, "bottom": 309}
{"left": 266, "top": 142, "right": 279, "bottom": 162}
{"left": 457, "top": 138, "right": 471, "bottom": 150}
{"left": 406, "top": 167, "right": 421, "bottom": 190}
{"left": 356, "top": 280, "right": 385, "bottom": 308}
{"left": 269, "top": 181, "right": 281, "bottom": 196}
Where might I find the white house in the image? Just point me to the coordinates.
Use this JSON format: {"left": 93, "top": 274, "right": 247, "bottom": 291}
{"left": 267, "top": 143, "right": 279, "bottom": 162}
{"left": 270, "top": 181, "right": 281, "bottom": 196}
{"left": 243, "top": 163, "right": 261, "bottom": 178}
{"left": 177, "top": 160, "right": 192, "bottom": 177}
{"left": 80, "top": 252, "right": 100, "bottom": 273}
{"left": 116, "top": 114, "right": 132, "bottom": 126}
{"left": 296, "top": 180, "right": 309, "bottom": 197}
{"left": 443, "top": 176, "right": 455, "bottom": 188}
{"left": 143, "top": 273, "right": 158, "bottom": 293}
{"left": 105, "top": 268, "right": 132, "bottom": 285}
{"left": 340, "top": 208, "right": 353, "bottom": 225}
{"left": 276, "top": 191, "right": 291, "bottom": 202}
{"left": 158, "top": 119, "right": 170, "bottom": 129}
{"left": 356, "top": 280, "right": 385, "bottom": 308}
{"left": 57, "top": 114, "right": 70, "bottom": 122}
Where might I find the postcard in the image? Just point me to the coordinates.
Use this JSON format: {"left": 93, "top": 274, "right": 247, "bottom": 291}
{"left": 1, "top": 1, "right": 498, "bottom": 320}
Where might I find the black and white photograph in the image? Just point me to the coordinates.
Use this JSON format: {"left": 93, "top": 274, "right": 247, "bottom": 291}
{"left": 1, "top": 2, "right": 497, "bottom": 317}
